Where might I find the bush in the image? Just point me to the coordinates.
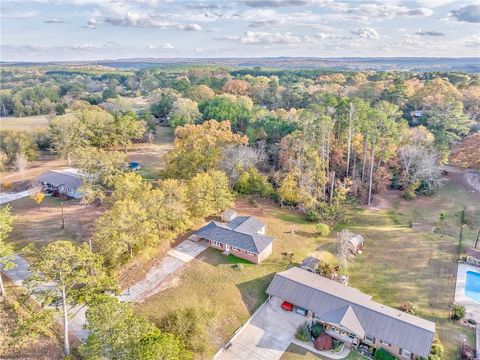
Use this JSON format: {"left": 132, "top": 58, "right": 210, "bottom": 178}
{"left": 428, "top": 338, "right": 443, "bottom": 360}
{"left": 315, "top": 223, "right": 331, "bottom": 237}
{"left": 306, "top": 210, "right": 320, "bottom": 222}
{"left": 313, "top": 333, "right": 333, "bottom": 351}
{"left": 159, "top": 307, "right": 212, "bottom": 354}
{"left": 403, "top": 182, "right": 419, "bottom": 200}
{"left": 452, "top": 303, "right": 465, "bottom": 320}
{"left": 234, "top": 166, "right": 273, "bottom": 198}
{"left": 399, "top": 301, "right": 417, "bottom": 315}
{"left": 332, "top": 339, "right": 343, "bottom": 352}
{"left": 295, "top": 322, "right": 310, "bottom": 342}
{"left": 374, "top": 348, "right": 395, "bottom": 360}
{"left": 310, "top": 322, "right": 324, "bottom": 338}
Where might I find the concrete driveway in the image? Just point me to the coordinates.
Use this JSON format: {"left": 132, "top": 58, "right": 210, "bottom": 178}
{"left": 215, "top": 297, "right": 306, "bottom": 360}
{"left": 118, "top": 239, "right": 208, "bottom": 302}
{"left": 0, "top": 188, "right": 39, "bottom": 205}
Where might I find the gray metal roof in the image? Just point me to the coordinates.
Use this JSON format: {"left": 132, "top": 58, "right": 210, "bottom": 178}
{"left": 266, "top": 267, "right": 435, "bottom": 357}
{"left": 317, "top": 305, "right": 365, "bottom": 338}
{"left": 226, "top": 216, "right": 265, "bottom": 235}
{"left": 37, "top": 170, "right": 83, "bottom": 190}
{"left": 194, "top": 221, "right": 273, "bottom": 254}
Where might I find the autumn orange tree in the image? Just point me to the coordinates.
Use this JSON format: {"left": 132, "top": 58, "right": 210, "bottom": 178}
{"left": 450, "top": 133, "right": 480, "bottom": 170}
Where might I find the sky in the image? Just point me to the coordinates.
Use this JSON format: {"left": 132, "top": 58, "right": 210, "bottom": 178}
{"left": 1, "top": 0, "right": 480, "bottom": 62}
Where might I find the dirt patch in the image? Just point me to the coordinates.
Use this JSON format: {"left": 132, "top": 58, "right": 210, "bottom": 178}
{"left": 8, "top": 196, "right": 106, "bottom": 250}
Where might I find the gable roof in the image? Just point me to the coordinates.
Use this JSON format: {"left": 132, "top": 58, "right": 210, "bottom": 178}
{"left": 226, "top": 216, "right": 265, "bottom": 235}
{"left": 194, "top": 221, "right": 273, "bottom": 254}
{"left": 37, "top": 170, "right": 83, "bottom": 190}
{"left": 266, "top": 267, "right": 435, "bottom": 357}
{"left": 317, "top": 305, "right": 365, "bottom": 338}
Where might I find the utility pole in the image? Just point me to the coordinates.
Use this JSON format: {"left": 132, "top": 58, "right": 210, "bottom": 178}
{"left": 475, "top": 227, "right": 480, "bottom": 249}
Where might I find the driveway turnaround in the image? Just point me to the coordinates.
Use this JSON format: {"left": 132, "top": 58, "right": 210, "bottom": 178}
{"left": 214, "top": 297, "right": 306, "bottom": 360}
{"left": 118, "top": 239, "right": 209, "bottom": 302}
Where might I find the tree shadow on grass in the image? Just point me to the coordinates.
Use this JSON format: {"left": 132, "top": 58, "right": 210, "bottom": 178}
{"left": 236, "top": 272, "right": 276, "bottom": 315}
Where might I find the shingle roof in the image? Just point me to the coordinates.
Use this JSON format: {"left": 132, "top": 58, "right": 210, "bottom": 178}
{"left": 194, "top": 221, "right": 273, "bottom": 254}
{"left": 266, "top": 267, "right": 435, "bottom": 357}
{"left": 226, "top": 216, "right": 265, "bottom": 235}
{"left": 317, "top": 305, "right": 365, "bottom": 338}
{"left": 37, "top": 170, "right": 83, "bottom": 190}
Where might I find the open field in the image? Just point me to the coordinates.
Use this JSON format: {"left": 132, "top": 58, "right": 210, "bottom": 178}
{"left": 0, "top": 115, "right": 50, "bottom": 131}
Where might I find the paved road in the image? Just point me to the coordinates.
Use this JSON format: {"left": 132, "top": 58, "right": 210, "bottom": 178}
{"left": 4, "top": 238, "right": 209, "bottom": 340}
{"left": 214, "top": 297, "right": 306, "bottom": 360}
{"left": 118, "top": 239, "right": 209, "bottom": 302}
{"left": 0, "top": 188, "right": 39, "bottom": 205}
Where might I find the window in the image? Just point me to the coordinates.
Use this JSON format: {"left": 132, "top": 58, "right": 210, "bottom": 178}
{"left": 246, "top": 251, "right": 256, "bottom": 256}
{"left": 365, "top": 335, "right": 375, "bottom": 343}
{"left": 380, "top": 339, "right": 391, "bottom": 347}
{"left": 399, "top": 349, "right": 412, "bottom": 359}
{"left": 232, "top": 246, "right": 240, "bottom": 251}
{"left": 212, "top": 241, "right": 222, "bottom": 247}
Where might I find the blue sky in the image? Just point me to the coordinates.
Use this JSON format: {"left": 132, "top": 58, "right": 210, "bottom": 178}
{"left": 1, "top": 0, "right": 479, "bottom": 61}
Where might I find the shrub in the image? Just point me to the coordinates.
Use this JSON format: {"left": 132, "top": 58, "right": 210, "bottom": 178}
{"left": 317, "top": 262, "right": 336, "bottom": 278}
{"left": 315, "top": 223, "right": 331, "bottom": 237}
{"left": 159, "top": 307, "right": 212, "bottom": 354}
{"left": 403, "top": 182, "right": 418, "bottom": 200}
{"left": 428, "top": 338, "right": 443, "bottom": 360}
{"left": 313, "top": 333, "right": 333, "bottom": 351}
{"left": 310, "top": 322, "right": 324, "bottom": 338}
{"left": 452, "top": 303, "right": 465, "bottom": 320}
{"left": 306, "top": 210, "right": 320, "bottom": 222}
{"left": 374, "top": 348, "right": 395, "bottom": 360}
{"left": 399, "top": 301, "right": 417, "bottom": 315}
{"left": 295, "top": 322, "right": 310, "bottom": 342}
{"left": 332, "top": 339, "right": 343, "bottom": 352}
{"left": 234, "top": 166, "right": 273, "bottom": 197}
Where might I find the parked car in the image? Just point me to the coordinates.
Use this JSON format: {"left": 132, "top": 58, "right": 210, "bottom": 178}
{"left": 281, "top": 301, "right": 293, "bottom": 311}
{"left": 296, "top": 307, "right": 307, "bottom": 316}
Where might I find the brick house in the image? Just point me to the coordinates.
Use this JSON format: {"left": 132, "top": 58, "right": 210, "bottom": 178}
{"left": 191, "top": 210, "right": 274, "bottom": 264}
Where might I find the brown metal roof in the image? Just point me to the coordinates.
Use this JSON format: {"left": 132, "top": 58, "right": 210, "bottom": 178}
{"left": 266, "top": 267, "right": 435, "bottom": 357}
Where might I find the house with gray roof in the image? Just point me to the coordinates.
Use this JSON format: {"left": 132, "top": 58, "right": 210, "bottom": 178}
{"left": 37, "top": 169, "right": 84, "bottom": 199}
{"left": 266, "top": 267, "right": 435, "bottom": 359}
{"left": 191, "top": 210, "right": 274, "bottom": 264}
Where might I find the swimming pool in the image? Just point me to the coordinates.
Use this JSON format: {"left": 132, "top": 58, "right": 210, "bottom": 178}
{"left": 465, "top": 271, "right": 480, "bottom": 302}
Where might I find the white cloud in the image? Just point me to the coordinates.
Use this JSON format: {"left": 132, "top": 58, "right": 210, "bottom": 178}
{"left": 450, "top": 4, "right": 480, "bottom": 23}
{"left": 350, "top": 27, "right": 380, "bottom": 39}
{"left": 415, "top": 29, "right": 445, "bottom": 36}
{"left": 44, "top": 17, "right": 65, "bottom": 24}
{"left": 215, "top": 30, "right": 338, "bottom": 45}
{"left": 147, "top": 43, "right": 175, "bottom": 49}
{"left": 347, "top": 4, "right": 433, "bottom": 18}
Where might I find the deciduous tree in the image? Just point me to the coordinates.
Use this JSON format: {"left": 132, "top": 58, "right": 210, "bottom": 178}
{"left": 0, "top": 205, "right": 15, "bottom": 297}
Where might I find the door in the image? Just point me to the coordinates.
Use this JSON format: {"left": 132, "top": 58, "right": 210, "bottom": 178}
{"left": 225, "top": 244, "right": 230, "bottom": 251}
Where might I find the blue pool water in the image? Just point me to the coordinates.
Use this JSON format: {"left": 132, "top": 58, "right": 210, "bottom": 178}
{"left": 465, "top": 271, "right": 480, "bottom": 303}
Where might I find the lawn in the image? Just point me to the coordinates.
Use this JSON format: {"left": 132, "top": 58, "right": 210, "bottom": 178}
{"left": 136, "top": 198, "right": 324, "bottom": 358}
{"left": 0, "top": 115, "right": 50, "bottom": 132}
{"left": 341, "top": 169, "right": 479, "bottom": 360}
{"left": 127, "top": 126, "right": 173, "bottom": 180}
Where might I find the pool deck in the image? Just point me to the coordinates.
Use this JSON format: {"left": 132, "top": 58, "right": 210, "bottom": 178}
{"left": 455, "top": 263, "right": 480, "bottom": 323}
